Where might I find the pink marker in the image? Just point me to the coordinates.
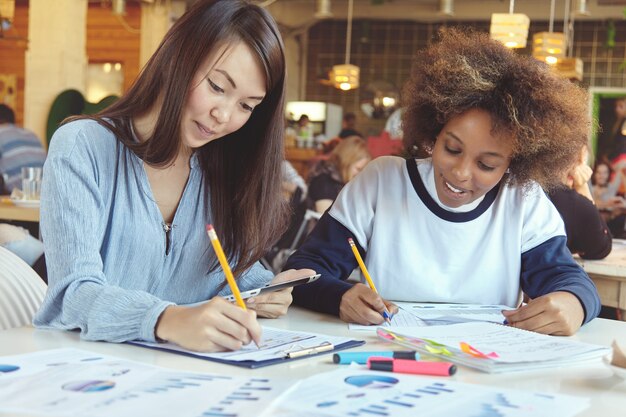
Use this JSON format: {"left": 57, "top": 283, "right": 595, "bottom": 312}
{"left": 367, "top": 357, "right": 457, "bottom": 376}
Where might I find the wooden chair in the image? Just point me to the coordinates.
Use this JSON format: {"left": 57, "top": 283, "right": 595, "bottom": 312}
{"left": 0, "top": 246, "right": 47, "bottom": 330}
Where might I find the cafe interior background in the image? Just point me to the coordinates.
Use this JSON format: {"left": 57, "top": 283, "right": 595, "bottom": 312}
{"left": 0, "top": 0, "right": 625, "bottom": 159}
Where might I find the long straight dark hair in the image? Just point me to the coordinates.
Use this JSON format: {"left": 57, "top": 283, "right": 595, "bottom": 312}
{"left": 73, "top": 0, "right": 288, "bottom": 276}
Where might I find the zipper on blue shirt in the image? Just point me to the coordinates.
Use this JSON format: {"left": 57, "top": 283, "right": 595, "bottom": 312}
{"left": 162, "top": 222, "right": 173, "bottom": 256}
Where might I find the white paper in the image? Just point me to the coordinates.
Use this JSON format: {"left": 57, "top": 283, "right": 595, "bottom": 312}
{"left": 396, "top": 302, "right": 513, "bottom": 325}
{"left": 349, "top": 307, "right": 427, "bottom": 330}
{"left": 349, "top": 303, "right": 512, "bottom": 331}
{"left": 270, "top": 368, "right": 589, "bottom": 417}
{"left": 0, "top": 348, "right": 291, "bottom": 417}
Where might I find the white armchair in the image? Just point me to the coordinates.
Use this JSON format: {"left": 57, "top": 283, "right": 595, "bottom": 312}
{"left": 0, "top": 246, "right": 47, "bottom": 330}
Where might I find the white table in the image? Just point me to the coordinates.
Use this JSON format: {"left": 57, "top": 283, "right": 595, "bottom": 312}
{"left": 576, "top": 239, "right": 626, "bottom": 320}
{"left": 1, "top": 308, "right": 625, "bottom": 417}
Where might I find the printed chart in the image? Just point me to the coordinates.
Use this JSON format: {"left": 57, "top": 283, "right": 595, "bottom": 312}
{"left": 271, "top": 368, "right": 589, "bottom": 417}
{"left": 0, "top": 349, "right": 290, "bottom": 417}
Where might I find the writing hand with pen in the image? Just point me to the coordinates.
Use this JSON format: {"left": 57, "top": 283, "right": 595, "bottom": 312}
{"left": 155, "top": 299, "right": 262, "bottom": 353}
{"left": 339, "top": 283, "right": 398, "bottom": 325}
{"left": 342, "top": 238, "right": 398, "bottom": 325}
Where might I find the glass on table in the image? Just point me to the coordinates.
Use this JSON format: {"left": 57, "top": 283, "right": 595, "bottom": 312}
{"left": 21, "top": 167, "right": 42, "bottom": 200}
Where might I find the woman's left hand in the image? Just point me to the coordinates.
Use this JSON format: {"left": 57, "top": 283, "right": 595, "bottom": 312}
{"left": 245, "top": 268, "right": 316, "bottom": 318}
{"left": 501, "top": 291, "right": 585, "bottom": 336}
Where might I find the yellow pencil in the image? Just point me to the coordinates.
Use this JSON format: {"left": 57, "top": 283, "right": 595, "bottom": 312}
{"left": 348, "top": 238, "right": 392, "bottom": 324}
{"left": 206, "top": 224, "right": 246, "bottom": 310}
{"left": 206, "top": 224, "right": 261, "bottom": 348}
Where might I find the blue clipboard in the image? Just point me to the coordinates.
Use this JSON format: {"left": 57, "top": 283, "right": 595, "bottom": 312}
{"left": 128, "top": 339, "right": 365, "bottom": 369}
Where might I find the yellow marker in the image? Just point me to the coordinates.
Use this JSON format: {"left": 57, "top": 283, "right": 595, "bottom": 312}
{"left": 348, "top": 238, "right": 392, "bottom": 324}
{"left": 206, "top": 224, "right": 246, "bottom": 310}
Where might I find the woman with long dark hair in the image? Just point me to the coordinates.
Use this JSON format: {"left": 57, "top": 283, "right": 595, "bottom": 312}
{"left": 34, "top": 0, "right": 312, "bottom": 352}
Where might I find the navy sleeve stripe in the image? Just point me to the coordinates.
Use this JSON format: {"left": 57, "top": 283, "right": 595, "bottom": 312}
{"left": 285, "top": 212, "right": 358, "bottom": 316}
{"left": 521, "top": 235, "right": 601, "bottom": 324}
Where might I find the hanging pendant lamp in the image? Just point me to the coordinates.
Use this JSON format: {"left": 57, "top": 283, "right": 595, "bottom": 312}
{"left": 332, "top": 0, "right": 359, "bottom": 91}
{"left": 532, "top": 0, "right": 565, "bottom": 65}
{"left": 0, "top": 0, "right": 15, "bottom": 23}
{"left": 490, "top": 0, "right": 529, "bottom": 48}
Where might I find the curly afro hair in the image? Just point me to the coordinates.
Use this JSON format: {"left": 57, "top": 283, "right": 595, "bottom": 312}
{"left": 402, "top": 27, "right": 590, "bottom": 191}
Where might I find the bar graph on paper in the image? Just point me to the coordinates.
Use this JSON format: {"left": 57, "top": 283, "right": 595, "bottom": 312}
{"left": 272, "top": 369, "right": 589, "bottom": 417}
{"left": 0, "top": 349, "right": 291, "bottom": 417}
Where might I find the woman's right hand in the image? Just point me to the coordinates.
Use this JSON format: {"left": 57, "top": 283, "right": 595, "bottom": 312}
{"left": 339, "top": 283, "right": 398, "bottom": 325}
{"left": 155, "top": 297, "right": 261, "bottom": 352}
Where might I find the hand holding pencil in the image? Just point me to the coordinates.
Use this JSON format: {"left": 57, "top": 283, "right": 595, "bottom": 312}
{"left": 152, "top": 224, "right": 262, "bottom": 352}
{"left": 339, "top": 238, "right": 397, "bottom": 325}
{"left": 206, "top": 224, "right": 261, "bottom": 348}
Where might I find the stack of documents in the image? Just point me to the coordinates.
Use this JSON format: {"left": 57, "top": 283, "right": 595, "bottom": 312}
{"left": 377, "top": 322, "right": 611, "bottom": 373}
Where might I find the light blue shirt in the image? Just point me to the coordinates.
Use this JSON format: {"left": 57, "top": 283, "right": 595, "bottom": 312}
{"left": 33, "top": 119, "right": 272, "bottom": 342}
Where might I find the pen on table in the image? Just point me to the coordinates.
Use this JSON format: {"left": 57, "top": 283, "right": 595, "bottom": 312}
{"left": 286, "top": 342, "right": 334, "bottom": 359}
{"left": 367, "top": 357, "right": 457, "bottom": 376}
{"left": 348, "top": 238, "right": 393, "bottom": 324}
{"left": 206, "top": 224, "right": 260, "bottom": 348}
{"left": 333, "top": 351, "right": 420, "bottom": 365}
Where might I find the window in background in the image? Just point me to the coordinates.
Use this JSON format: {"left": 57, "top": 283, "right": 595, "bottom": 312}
{"left": 86, "top": 62, "right": 123, "bottom": 103}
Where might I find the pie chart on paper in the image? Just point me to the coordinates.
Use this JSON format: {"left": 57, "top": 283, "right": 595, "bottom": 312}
{"left": 0, "top": 364, "right": 19, "bottom": 374}
{"left": 344, "top": 375, "right": 399, "bottom": 389}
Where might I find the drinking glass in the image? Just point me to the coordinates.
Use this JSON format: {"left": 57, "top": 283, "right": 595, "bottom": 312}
{"left": 21, "top": 167, "right": 42, "bottom": 200}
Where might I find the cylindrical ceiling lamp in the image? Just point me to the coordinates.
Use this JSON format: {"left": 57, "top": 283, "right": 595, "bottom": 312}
{"left": 574, "top": 0, "right": 590, "bottom": 16}
{"left": 439, "top": 0, "right": 454, "bottom": 16}
{"left": 490, "top": 0, "right": 530, "bottom": 48}
{"left": 532, "top": 0, "right": 565, "bottom": 65}
{"left": 112, "top": 0, "right": 126, "bottom": 16}
{"left": 315, "top": 0, "right": 333, "bottom": 19}
{"left": 332, "top": 0, "right": 359, "bottom": 90}
{"left": 555, "top": 57, "right": 583, "bottom": 81}
{"left": 0, "top": 0, "right": 15, "bottom": 22}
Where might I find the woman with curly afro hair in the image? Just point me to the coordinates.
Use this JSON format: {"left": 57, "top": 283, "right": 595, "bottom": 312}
{"left": 286, "top": 28, "right": 600, "bottom": 336}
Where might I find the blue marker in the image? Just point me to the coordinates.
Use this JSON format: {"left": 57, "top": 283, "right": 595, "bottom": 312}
{"left": 333, "top": 351, "right": 420, "bottom": 365}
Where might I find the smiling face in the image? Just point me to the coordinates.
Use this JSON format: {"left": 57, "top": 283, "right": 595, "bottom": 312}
{"left": 181, "top": 42, "right": 266, "bottom": 149}
{"left": 431, "top": 108, "right": 514, "bottom": 208}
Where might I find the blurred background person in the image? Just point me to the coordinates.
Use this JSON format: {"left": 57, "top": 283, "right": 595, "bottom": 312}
{"left": 282, "top": 160, "right": 307, "bottom": 204}
{"left": 608, "top": 98, "right": 626, "bottom": 164}
{"left": 591, "top": 156, "right": 626, "bottom": 238}
{"left": 548, "top": 145, "right": 612, "bottom": 260}
{"left": 607, "top": 97, "right": 626, "bottom": 197}
{"left": 307, "top": 136, "right": 371, "bottom": 215}
{"left": 338, "top": 112, "right": 363, "bottom": 139}
{"left": 0, "top": 104, "right": 46, "bottom": 194}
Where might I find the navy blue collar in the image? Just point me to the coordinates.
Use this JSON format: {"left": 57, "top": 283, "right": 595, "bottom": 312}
{"left": 406, "top": 158, "right": 500, "bottom": 223}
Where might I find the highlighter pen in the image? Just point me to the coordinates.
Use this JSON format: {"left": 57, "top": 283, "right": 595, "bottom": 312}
{"left": 333, "top": 351, "right": 420, "bottom": 365}
{"left": 367, "top": 358, "right": 457, "bottom": 376}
